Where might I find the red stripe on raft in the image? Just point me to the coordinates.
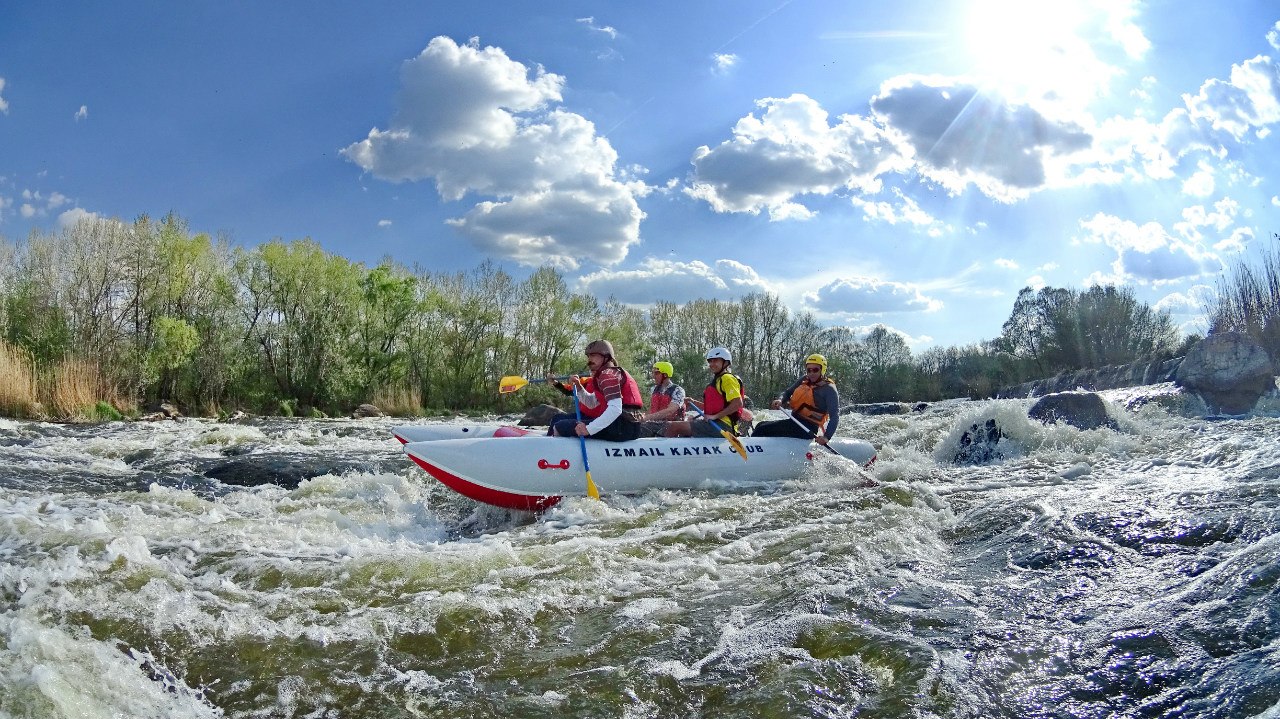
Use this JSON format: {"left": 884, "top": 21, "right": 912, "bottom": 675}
{"left": 407, "top": 453, "right": 562, "bottom": 511}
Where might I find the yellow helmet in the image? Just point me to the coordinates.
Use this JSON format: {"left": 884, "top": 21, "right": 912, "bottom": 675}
{"left": 652, "top": 361, "right": 674, "bottom": 379}
{"left": 804, "top": 353, "right": 827, "bottom": 375}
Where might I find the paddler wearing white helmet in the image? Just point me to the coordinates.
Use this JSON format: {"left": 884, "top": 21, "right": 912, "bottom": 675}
{"left": 662, "top": 347, "right": 745, "bottom": 439}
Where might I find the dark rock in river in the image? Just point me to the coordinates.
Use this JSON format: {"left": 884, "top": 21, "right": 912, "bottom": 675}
{"left": 1174, "top": 332, "right": 1276, "bottom": 415}
{"left": 519, "top": 404, "right": 563, "bottom": 426}
{"left": 842, "top": 402, "right": 912, "bottom": 415}
{"left": 203, "top": 454, "right": 374, "bottom": 488}
{"left": 1028, "top": 391, "right": 1117, "bottom": 431}
{"left": 952, "top": 419, "right": 1005, "bottom": 465}
{"left": 997, "top": 357, "right": 1183, "bottom": 398}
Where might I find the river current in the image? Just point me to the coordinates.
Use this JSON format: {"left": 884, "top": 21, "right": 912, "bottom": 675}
{"left": 1, "top": 384, "right": 1278, "bottom": 718}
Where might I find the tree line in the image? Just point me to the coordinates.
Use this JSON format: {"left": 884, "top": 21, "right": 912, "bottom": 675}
{"left": 0, "top": 212, "right": 1212, "bottom": 420}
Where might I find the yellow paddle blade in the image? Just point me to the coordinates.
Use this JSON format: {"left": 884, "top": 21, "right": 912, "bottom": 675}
{"left": 499, "top": 375, "right": 530, "bottom": 394}
{"left": 585, "top": 470, "right": 600, "bottom": 500}
{"left": 722, "top": 430, "right": 749, "bottom": 461}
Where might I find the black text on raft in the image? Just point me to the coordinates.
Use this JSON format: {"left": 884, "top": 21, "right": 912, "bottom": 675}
{"left": 603, "top": 444, "right": 765, "bottom": 458}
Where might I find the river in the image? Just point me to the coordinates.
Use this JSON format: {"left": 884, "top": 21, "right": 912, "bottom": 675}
{"left": 1, "top": 384, "right": 1278, "bottom": 718}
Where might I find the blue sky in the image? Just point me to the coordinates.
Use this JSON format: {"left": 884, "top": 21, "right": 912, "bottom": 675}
{"left": 2, "top": 1, "right": 1279, "bottom": 349}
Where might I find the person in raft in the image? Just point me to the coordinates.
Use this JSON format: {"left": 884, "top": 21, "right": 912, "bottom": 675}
{"left": 662, "top": 347, "right": 744, "bottom": 438}
{"left": 750, "top": 353, "right": 840, "bottom": 447}
{"left": 638, "top": 361, "right": 685, "bottom": 437}
{"left": 548, "top": 339, "right": 646, "bottom": 442}
{"left": 543, "top": 370, "right": 592, "bottom": 435}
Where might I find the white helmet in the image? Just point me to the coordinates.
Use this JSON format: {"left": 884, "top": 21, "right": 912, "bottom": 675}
{"left": 705, "top": 347, "right": 732, "bottom": 362}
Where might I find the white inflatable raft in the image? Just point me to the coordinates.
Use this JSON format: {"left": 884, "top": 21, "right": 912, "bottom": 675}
{"left": 397, "top": 426, "right": 876, "bottom": 510}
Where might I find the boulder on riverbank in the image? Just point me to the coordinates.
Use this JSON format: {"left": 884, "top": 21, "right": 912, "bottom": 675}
{"left": 519, "top": 404, "right": 562, "bottom": 426}
{"left": 351, "top": 403, "right": 383, "bottom": 418}
{"left": 996, "top": 357, "right": 1183, "bottom": 399}
{"left": 1174, "top": 332, "right": 1276, "bottom": 415}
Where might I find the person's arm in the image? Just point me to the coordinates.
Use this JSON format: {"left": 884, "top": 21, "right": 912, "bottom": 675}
{"left": 646, "top": 386, "right": 685, "bottom": 420}
{"left": 711, "top": 397, "right": 743, "bottom": 422}
{"left": 547, "top": 372, "right": 574, "bottom": 396}
{"left": 584, "top": 398, "right": 623, "bottom": 434}
{"left": 818, "top": 384, "right": 840, "bottom": 441}
{"left": 770, "top": 379, "right": 803, "bottom": 409}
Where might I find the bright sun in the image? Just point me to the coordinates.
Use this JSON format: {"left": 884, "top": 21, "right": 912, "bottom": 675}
{"left": 963, "top": 0, "right": 1111, "bottom": 107}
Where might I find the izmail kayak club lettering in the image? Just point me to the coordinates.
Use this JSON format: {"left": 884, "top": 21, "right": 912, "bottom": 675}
{"left": 535, "top": 443, "right": 767, "bottom": 468}
{"left": 600, "top": 444, "right": 765, "bottom": 458}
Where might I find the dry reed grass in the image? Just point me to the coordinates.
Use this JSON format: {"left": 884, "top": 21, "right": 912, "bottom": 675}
{"left": 42, "top": 356, "right": 131, "bottom": 421}
{"left": 0, "top": 339, "right": 41, "bottom": 418}
{"left": 371, "top": 385, "right": 423, "bottom": 416}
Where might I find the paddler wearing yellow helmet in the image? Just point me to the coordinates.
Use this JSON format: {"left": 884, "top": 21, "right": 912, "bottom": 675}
{"left": 751, "top": 353, "right": 841, "bottom": 446}
{"left": 638, "top": 360, "right": 687, "bottom": 437}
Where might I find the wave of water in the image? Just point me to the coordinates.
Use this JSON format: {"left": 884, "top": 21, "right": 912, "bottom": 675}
{"left": 1, "top": 388, "right": 1278, "bottom": 718}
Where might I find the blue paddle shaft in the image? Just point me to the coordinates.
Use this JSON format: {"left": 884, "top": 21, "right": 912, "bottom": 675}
{"left": 572, "top": 385, "right": 592, "bottom": 472}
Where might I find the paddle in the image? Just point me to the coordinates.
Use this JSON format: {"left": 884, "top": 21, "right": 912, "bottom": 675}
{"left": 499, "top": 375, "right": 569, "bottom": 394}
{"left": 686, "top": 403, "right": 749, "bottom": 461}
{"left": 783, "top": 409, "right": 841, "bottom": 456}
{"left": 571, "top": 384, "right": 602, "bottom": 500}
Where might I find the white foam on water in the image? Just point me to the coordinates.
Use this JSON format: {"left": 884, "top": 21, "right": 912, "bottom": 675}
{"left": 1, "top": 396, "right": 1277, "bottom": 715}
{"left": 0, "top": 614, "right": 220, "bottom": 718}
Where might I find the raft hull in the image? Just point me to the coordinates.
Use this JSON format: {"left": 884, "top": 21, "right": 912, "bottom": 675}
{"left": 392, "top": 424, "right": 514, "bottom": 443}
{"left": 402, "top": 435, "right": 875, "bottom": 510}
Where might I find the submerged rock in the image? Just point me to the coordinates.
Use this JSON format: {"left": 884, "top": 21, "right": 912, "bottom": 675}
{"left": 201, "top": 453, "right": 389, "bottom": 488}
{"left": 952, "top": 419, "right": 1005, "bottom": 465}
{"left": 842, "top": 402, "right": 912, "bottom": 415}
{"left": 1028, "top": 391, "right": 1117, "bottom": 430}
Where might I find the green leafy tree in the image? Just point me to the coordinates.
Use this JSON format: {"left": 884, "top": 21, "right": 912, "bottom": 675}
{"left": 237, "top": 239, "right": 362, "bottom": 411}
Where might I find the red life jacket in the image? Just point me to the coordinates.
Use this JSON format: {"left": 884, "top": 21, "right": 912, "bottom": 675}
{"left": 584, "top": 367, "right": 643, "bottom": 418}
{"left": 649, "top": 382, "right": 685, "bottom": 419}
{"left": 572, "top": 377, "right": 605, "bottom": 418}
{"left": 703, "top": 371, "right": 742, "bottom": 430}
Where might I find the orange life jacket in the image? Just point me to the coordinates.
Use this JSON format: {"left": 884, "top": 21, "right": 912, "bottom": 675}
{"left": 790, "top": 377, "right": 835, "bottom": 429}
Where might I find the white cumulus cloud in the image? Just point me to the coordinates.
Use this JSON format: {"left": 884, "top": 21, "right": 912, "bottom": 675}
{"left": 342, "top": 36, "right": 646, "bottom": 269}
{"left": 1079, "top": 212, "right": 1223, "bottom": 285}
{"left": 803, "top": 276, "right": 942, "bottom": 314}
{"left": 850, "top": 188, "right": 939, "bottom": 228}
{"left": 685, "top": 94, "right": 900, "bottom": 219}
{"left": 75, "top": 105, "right": 88, "bottom": 121}
{"left": 576, "top": 257, "right": 771, "bottom": 305}
{"left": 1182, "top": 55, "right": 1280, "bottom": 142}
{"left": 1180, "top": 160, "right": 1215, "bottom": 197}
{"left": 57, "top": 207, "right": 100, "bottom": 230}
{"left": 712, "top": 53, "right": 738, "bottom": 74}
{"left": 0, "top": 77, "right": 8, "bottom": 114}
{"left": 871, "top": 75, "right": 1093, "bottom": 201}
